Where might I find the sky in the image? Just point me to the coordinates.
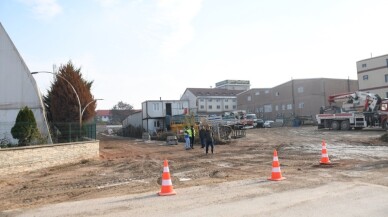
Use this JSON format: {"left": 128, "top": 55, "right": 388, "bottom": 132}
{"left": 2, "top": 0, "right": 388, "bottom": 110}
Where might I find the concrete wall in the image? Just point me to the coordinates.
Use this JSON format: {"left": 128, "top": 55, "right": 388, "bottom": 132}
{"left": 0, "top": 141, "right": 99, "bottom": 176}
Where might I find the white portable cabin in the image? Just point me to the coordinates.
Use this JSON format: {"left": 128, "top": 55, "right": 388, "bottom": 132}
{"left": 142, "top": 100, "right": 189, "bottom": 134}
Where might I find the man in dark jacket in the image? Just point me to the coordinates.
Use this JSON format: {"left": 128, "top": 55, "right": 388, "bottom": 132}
{"left": 199, "top": 126, "right": 206, "bottom": 148}
{"left": 190, "top": 126, "right": 195, "bottom": 149}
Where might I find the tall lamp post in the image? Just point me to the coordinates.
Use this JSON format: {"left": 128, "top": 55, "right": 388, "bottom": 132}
{"left": 31, "top": 71, "right": 102, "bottom": 137}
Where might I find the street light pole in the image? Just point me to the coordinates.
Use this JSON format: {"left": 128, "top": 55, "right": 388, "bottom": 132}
{"left": 31, "top": 71, "right": 99, "bottom": 139}
{"left": 81, "top": 99, "right": 104, "bottom": 122}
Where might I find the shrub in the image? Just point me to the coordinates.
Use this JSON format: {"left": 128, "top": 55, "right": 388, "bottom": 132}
{"left": 11, "top": 106, "right": 41, "bottom": 146}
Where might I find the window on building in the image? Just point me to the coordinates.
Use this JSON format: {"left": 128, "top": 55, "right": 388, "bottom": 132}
{"left": 287, "top": 104, "right": 293, "bottom": 110}
{"left": 386, "top": 92, "right": 388, "bottom": 98}
{"left": 225, "top": 105, "right": 229, "bottom": 109}
{"left": 385, "top": 74, "right": 388, "bottom": 83}
{"left": 275, "top": 92, "right": 279, "bottom": 96}
{"left": 217, "top": 105, "right": 221, "bottom": 109}
{"left": 208, "top": 99, "right": 212, "bottom": 102}
{"left": 153, "top": 103, "right": 159, "bottom": 111}
{"left": 154, "top": 120, "right": 160, "bottom": 127}
{"left": 265, "top": 90, "right": 269, "bottom": 94}
{"left": 255, "top": 92, "right": 260, "bottom": 95}
{"left": 275, "top": 105, "right": 279, "bottom": 111}
{"left": 298, "top": 102, "right": 304, "bottom": 109}
{"left": 216, "top": 99, "right": 220, "bottom": 102}
{"left": 233, "top": 105, "right": 237, "bottom": 109}
{"left": 282, "top": 104, "right": 285, "bottom": 110}
{"left": 225, "top": 99, "right": 229, "bottom": 102}
{"left": 200, "top": 105, "right": 204, "bottom": 109}
{"left": 363, "top": 75, "right": 368, "bottom": 80}
{"left": 264, "top": 104, "right": 272, "bottom": 113}
{"left": 362, "top": 63, "right": 367, "bottom": 68}
{"left": 208, "top": 105, "right": 212, "bottom": 109}
{"left": 232, "top": 99, "right": 236, "bottom": 102}
{"left": 247, "top": 96, "right": 251, "bottom": 101}
{"left": 297, "top": 87, "right": 304, "bottom": 93}
{"left": 200, "top": 99, "right": 204, "bottom": 102}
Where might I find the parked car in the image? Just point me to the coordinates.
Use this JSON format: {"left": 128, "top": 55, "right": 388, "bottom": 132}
{"left": 246, "top": 114, "right": 258, "bottom": 128}
{"left": 256, "top": 119, "right": 264, "bottom": 128}
{"left": 263, "top": 120, "right": 274, "bottom": 128}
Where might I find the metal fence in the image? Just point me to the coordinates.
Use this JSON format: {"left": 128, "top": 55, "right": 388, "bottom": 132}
{"left": 0, "top": 121, "right": 97, "bottom": 146}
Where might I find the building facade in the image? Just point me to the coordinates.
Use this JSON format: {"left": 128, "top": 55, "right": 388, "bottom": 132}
{"left": 180, "top": 88, "right": 243, "bottom": 115}
{"left": 96, "top": 110, "right": 112, "bottom": 123}
{"left": 357, "top": 54, "right": 388, "bottom": 98}
{"left": 215, "top": 80, "right": 250, "bottom": 91}
{"left": 237, "top": 78, "right": 358, "bottom": 121}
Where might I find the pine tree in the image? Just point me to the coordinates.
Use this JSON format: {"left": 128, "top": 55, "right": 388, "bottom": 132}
{"left": 44, "top": 61, "right": 96, "bottom": 141}
{"left": 11, "top": 106, "right": 40, "bottom": 146}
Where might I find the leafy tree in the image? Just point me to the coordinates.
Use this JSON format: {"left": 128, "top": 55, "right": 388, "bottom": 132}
{"left": 111, "top": 101, "right": 133, "bottom": 123}
{"left": 11, "top": 106, "right": 40, "bottom": 146}
{"left": 43, "top": 61, "right": 96, "bottom": 141}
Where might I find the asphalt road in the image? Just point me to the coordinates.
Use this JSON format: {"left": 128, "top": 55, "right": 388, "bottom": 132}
{"left": 4, "top": 180, "right": 388, "bottom": 217}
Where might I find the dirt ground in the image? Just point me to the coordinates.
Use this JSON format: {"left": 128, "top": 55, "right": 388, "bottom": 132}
{"left": 1, "top": 126, "right": 388, "bottom": 212}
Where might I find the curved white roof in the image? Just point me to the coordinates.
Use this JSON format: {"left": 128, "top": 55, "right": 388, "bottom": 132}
{"left": 0, "top": 23, "right": 51, "bottom": 144}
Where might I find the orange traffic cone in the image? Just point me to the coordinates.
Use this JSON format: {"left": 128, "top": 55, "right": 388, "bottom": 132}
{"left": 320, "top": 140, "right": 331, "bottom": 164}
{"left": 268, "top": 149, "right": 286, "bottom": 181}
{"left": 158, "top": 159, "right": 176, "bottom": 196}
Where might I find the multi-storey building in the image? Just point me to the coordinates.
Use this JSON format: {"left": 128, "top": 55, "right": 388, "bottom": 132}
{"left": 237, "top": 78, "right": 358, "bottom": 121}
{"left": 180, "top": 88, "right": 243, "bottom": 115}
{"left": 215, "top": 80, "right": 250, "bottom": 91}
{"left": 357, "top": 54, "right": 388, "bottom": 98}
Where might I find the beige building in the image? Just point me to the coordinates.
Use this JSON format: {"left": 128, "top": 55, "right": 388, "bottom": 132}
{"left": 357, "top": 54, "right": 388, "bottom": 98}
{"left": 237, "top": 78, "right": 358, "bottom": 121}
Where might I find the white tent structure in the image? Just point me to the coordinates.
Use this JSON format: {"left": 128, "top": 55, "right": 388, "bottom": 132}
{"left": 0, "top": 22, "right": 52, "bottom": 144}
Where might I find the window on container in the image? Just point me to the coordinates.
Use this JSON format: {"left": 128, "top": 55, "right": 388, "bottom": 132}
{"left": 363, "top": 75, "right": 368, "bottom": 80}
{"left": 385, "top": 74, "right": 388, "bottom": 83}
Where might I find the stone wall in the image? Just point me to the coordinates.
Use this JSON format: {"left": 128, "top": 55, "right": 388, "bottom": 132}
{"left": 0, "top": 141, "right": 99, "bottom": 176}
